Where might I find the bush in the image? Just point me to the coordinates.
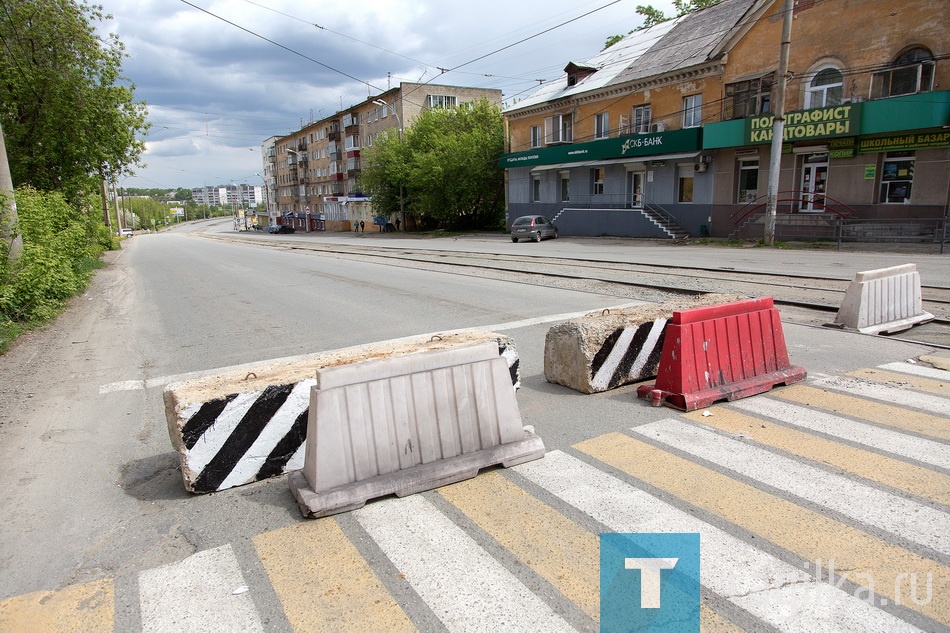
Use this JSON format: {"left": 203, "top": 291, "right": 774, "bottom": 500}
{"left": 0, "top": 187, "right": 108, "bottom": 328}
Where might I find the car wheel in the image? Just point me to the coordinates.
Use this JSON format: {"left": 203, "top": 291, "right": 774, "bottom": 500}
{"left": 533, "top": 231, "right": 542, "bottom": 243}
{"left": 511, "top": 237, "right": 518, "bottom": 243}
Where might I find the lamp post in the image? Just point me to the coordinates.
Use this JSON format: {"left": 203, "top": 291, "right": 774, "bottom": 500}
{"left": 372, "top": 98, "right": 404, "bottom": 229}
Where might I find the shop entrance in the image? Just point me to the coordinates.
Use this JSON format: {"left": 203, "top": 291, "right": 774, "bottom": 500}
{"left": 628, "top": 170, "right": 644, "bottom": 208}
{"left": 799, "top": 153, "right": 828, "bottom": 212}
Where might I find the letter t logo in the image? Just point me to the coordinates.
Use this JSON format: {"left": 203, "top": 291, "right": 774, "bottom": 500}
{"left": 625, "top": 558, "right": 678, "bottom": 608}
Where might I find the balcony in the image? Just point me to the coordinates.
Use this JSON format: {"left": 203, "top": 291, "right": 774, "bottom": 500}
{"left": 327, "top": 130, "right": 341, "bottom": 142}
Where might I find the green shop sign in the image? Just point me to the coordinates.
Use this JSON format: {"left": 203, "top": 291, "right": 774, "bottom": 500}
{"left": 858, "top": 130, "right": 950, "bottom": 154}
{"left": 500, "top": 128, "right": 701, "bottom": 168}
{"left": 745, "top": 105, "right": 860, "bottom": 144}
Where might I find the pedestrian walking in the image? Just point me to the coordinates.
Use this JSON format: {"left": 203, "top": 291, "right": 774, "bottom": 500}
{"left": 395, "top": 218, "right": 401, "bottom": 231}
{"left": 353, "top": 220, "right": 359, "bottom": 232}
{"left": 360, "top": 220, "right": 365, "bottom": 232}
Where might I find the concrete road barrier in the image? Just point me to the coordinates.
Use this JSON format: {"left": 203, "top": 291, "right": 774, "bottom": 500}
{"left": 828, "top": 263, "right": 935, "bottom": 334}
{"left": 164, "top": 332, "right": 520, "bottom": 494}
{"left": 544, "top": 294, "right": 742, "bottom": 394}
{"left": 290, "top": 341, "right": 544, "bottom": 518}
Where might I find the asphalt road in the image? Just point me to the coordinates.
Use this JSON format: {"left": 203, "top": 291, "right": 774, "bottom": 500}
{"left": 0, "top": 222, "right": 946, "bottom": 632}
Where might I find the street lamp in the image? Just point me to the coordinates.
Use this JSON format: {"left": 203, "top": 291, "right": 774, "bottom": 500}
{"left": 372, "top": 99, "right": 404, "bottom": 229}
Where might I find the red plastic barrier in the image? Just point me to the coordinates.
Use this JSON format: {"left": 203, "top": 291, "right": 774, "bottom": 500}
{"left": 635, "top": 297, "right": 806, "bottom": 411}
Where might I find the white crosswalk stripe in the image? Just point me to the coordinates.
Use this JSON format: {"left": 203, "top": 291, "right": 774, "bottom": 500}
{"left": 811, "top": 374, "right": 950, "bottom": 416}
{"left": 878, "top": 361, "right": 950, "bottom": 382}
{"left": 730, "top": 397, "right": 950, "bottom": 469}
{"left": 354, "top": 493, "right": 575, "bottom": 632}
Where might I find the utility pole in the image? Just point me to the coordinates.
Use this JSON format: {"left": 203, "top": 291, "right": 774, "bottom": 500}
{"left": 112, "top": 181, "right": 123, "bottom": 232}
{"left": 100, "top": 178, "right": 111, "bottom": 229}
{"left": 764, "top": 0, "right": 794, "bottom": 246}
{"left": 0, "top": 120, "right": 22, "bottom": 261}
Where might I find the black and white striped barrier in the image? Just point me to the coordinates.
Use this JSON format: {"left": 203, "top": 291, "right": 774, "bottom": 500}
{"left": 544, "top": 295, "right": 742, "bottom": 394}
{"left": 164, "top": 332, "right": 520, "bottom": 494}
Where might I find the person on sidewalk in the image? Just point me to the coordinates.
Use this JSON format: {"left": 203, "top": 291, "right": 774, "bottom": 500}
{"left": 353, "top": 220, "right": 359, "bottom": 233}
{"left": 395, "top": 218, "right": 401, "bottom": 231}
{"left": 360, "top": 220, "right": 365, "bottom": 232}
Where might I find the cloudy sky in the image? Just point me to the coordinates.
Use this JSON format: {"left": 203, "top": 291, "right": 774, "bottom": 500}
{"left": 101, "top": 0, "right": 676, "bottom": 190}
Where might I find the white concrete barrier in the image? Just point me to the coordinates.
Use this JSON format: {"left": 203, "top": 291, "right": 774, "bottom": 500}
{"left": 289, "top": 342, "right": 544, "bottom": 518}
{"left": 829, "top": 264, "right": 934, "bottom": 334}
{"left": 164, "top": 332, "right": 520, "bottom": 494}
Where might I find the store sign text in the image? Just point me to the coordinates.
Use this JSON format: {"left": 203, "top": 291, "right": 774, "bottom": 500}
{"left": 748, "top": 105, "right": 856, "bottom": 144}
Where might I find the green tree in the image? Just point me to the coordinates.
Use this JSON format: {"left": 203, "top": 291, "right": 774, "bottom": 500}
{"left": 603, "top": 0, "right": 722, "bottom": 49}
{"left": 360, "top": 99, "right": 506, "bottom": 231}
{"left": 0, "top": 0, "right": 148, "bottom": 200}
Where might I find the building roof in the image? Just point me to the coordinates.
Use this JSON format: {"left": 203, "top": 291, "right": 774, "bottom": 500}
{"left": 505, "top": 0, "right": 760, "bottom": 113}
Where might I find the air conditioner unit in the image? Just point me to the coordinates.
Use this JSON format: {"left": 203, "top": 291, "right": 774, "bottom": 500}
{"left": 650, "top": 122, "right": 666, "bottom": 133}
{"left": 694, "top": 162, "right": 708, "bottom": 173}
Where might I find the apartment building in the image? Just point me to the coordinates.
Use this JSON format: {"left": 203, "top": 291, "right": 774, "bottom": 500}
{"left": 272, "top": 83, "right": 503, "bottom": 232}
{"left": 500, "top": 0, "right": 949, "bottom": 240}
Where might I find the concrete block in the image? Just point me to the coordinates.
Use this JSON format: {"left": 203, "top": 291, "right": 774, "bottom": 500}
{"left": 164, "top": 332, "right": 519, "bottom": 494}
{"left": 829, "top": 264, "right": 934, "bottom": 334}
{"left": 544, "top": 295, "right": 743, "bottom": 393}
{"left": 290, "top": 342, "right": 544, "bottom": 518}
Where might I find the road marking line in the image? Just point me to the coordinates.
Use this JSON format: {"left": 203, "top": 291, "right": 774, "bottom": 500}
{"left": 0, "top": 579, "right": 113, "bottom": 633}
{"left": 354, "top": 493, "right": 574, "bottom": 632}
{"left": 879, "top": 361, "right": 950, "bottom": 383}
{"left": 683, "top": 407, "right": 950, "bottom": 506}
{"left": 849, "top": 367, "right": 950, "bottom": 397}
{"left": 437, "top": 470, "right": 600, "bottom": 619}
{"left": 810, "top": 375, "right": 950, "bottom": 418}
{"left": 578, "top": 432, "right": 950, "bottom": 624}
{"left": 730, "top": 397, "right": 950, "bottom": 470}
{"left": 97, "top": 303, "right": 644, "bottom": 393}
{"left": 630, "top": 419, "right": 950, "bottom": 556}
{"left": 775, "top": 384, "right": 950, "bottom": 442}
{"left": 138, "top": 544, "right": 264, "bottom": 633}
{"left": 514, "top": 450, "right": 920, "bottom": 632}
{"left": 253, "top": 518, "right": 414, "bottom": 632}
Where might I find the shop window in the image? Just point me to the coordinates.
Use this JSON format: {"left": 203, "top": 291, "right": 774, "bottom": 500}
{"left": 879, "top": 152, "right": 914, "bottom": 204}
{"left": 530, "top": 125, "right": 542, "bottom": 148}
{"left": 725, "top": 73, "right": 773, "bottom": 119}
{"left": 633, "top": 105, "right": 652, "bottom": 134}
{"left": 871, "top": 48, "right": 934, "bottom": 99}
{"left": 737, "top": 158, "right": 759, "bottom": 203}
{"left": 595, "top": 113, "right": 610, "bottom": 139}
{"left": 677, "top": 164, "right": 694, "bottom": 203}
{"left": 592, "top": 168, "right": 604, "bottom": 195}
{"left": 683, "top": 95, "right": 702, "bottom": 128}
{"left": 806, "top": 68, "right": 843, "bottom": 108}
{"left": 545, "top": 114, "right": 573, "bottom": 144}
{"left": 532, "top": 176, "right": 541, "bottom": 202}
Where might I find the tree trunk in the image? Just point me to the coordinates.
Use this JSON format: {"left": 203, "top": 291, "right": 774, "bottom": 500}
{"left": 0, "top": 121, "right": 23, "bottom": 262}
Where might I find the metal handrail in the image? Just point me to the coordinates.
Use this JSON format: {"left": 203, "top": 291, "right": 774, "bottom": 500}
{"left": 730, "top": 191, "right": 858, "bottom": 225}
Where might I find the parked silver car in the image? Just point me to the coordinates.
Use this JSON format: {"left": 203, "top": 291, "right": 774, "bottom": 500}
{"left": 510, "top": 215, "right": 558, "bottom": 242}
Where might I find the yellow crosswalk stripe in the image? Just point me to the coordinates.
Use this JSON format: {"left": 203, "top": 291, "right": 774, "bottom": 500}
{"left": 253, "top": 517, "right": 415, "bottom": 633}
{"left": 437, "top": 471, "right": 599, "bottom": 620}
{"left": 683, "top": 407, "right": 950, "bottom": 506}
{"left": 775, "top": 383, "right": 950, "bottom": 441}
{"left": 575, "top": 432, "right": 950, "bottom": 625}
{"left": 849, "top": 367, "right": 950, "bottom": 397}
{"left": 0, "top": 579, "right": 113, "bottom": 633}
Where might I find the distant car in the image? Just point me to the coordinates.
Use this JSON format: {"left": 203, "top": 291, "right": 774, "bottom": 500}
{"left": 510, "top": 215, "right": 557, "bottom": 242}
{"left": 268, "top": 224, "right": 295, "bottom": 234}
{"left": 119, "top": 228, "right": 133, "bottom": 237}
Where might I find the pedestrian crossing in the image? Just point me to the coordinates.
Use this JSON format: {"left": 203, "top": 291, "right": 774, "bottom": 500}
{"left": 1, "top": 360, "right": 947, "bottom": 632}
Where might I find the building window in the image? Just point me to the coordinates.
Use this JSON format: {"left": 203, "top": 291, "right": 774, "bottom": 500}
{"left": 678, "top": 164, "right": 694, "bottom": 203}
{"left": 345, "top": 135, "right": 360, "bottom": 150}
{"left": 594, "top": 113, "right": 610, "bottom": 139}
{"left": 871, "top": 48, "right": 934, "bottom": 99}
{"left": 427, "top": 95, "right": 457, "bottom": 109}
{"left": 560, "top": 173, "right": 570, "bottom": 201}
{"left": 592, "top": 168, "right": 604, "bottom": 195}
{"left": 532, "top": 176, "right": 541, "bottom": 202}
{"left": 806, "top": 67, "right": 843, "bottom": 108}
{"left": 879, "top": 152, "right": 914, "bottom": 204}
{"left": 737, "top": 158, "right": 759, "bottom": 203}
{"left": 633, "top": 105, "right": 651, "bottom": 134}
{"left": 725, "top": 73, "right": 773, "bottom": 119}
{"left": 683, "top": 95, "right": 702, "bottom": 128}
{"left": 545, "top": 114, "right": 573, "bottom": 144}
{"left": 530, "top": 125, "right": 542, "bottom": 148}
